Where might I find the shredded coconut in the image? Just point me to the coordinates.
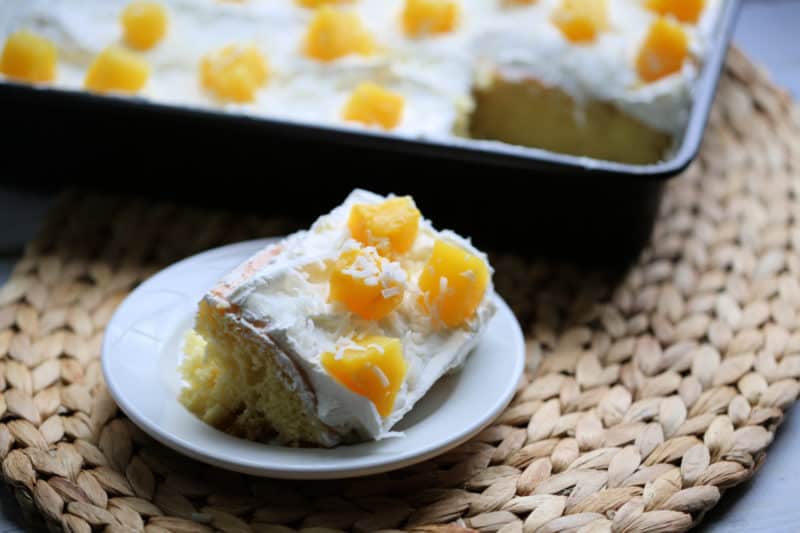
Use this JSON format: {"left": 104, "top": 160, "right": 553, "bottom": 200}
{"left": 365, "top": 228, "right": 391, "bottom": 253}
{"left": 333, "top": 338, "right": 366, "bottom": 360}
{"left": 381, "top": 261, "right": 407, "bottom": 286}
{"left": 382, "top": 286, "right": 402, "bottom": 298}
{"left": 367, "top": 343, "right": 385, "bottom": 354}
{"left": 342, "top": 249, "right": 381, "bottom": 286}
{"left": 372, "top": 365, "right": 390, "bottom": 388}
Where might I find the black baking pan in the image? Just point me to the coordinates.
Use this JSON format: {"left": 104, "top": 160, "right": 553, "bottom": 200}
{"left": 1, "top": 0, "right": 740, "bottom": 264}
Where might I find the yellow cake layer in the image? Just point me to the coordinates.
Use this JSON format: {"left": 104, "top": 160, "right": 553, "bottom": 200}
{"left": 470, "top": 77, "right": 672, "bottom": 165}
{"left": 179, "top": 299, "right": 334, "bottom": 446}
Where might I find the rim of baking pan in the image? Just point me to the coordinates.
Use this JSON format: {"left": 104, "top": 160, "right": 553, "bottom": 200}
{"left": 0, "top": 0, "right": 740, "bottom": 181}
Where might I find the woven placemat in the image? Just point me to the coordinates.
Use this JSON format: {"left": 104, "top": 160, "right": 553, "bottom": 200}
{"left": 2, "top": 48, "right": 800, "bottom": 533}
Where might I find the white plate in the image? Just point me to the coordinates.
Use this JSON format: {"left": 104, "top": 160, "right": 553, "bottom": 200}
{"left": 102, "top": 239, "right": 525, "bottom": 479}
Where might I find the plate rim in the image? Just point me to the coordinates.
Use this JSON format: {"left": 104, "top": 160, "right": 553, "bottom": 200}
{"left": 102, "top": 238, "right": 526, "bottom": 479}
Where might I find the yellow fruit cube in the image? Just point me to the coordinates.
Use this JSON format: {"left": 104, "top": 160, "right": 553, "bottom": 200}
{"left": 348, "top": 196, "right": 420, "bottom": 255}
{"left": 201, "top": 44, "right": 269, "bottom": 103}
{"left": 646, "top": 0, "right": 705, "bottom": 24}
{"left": 342, "top": 82, "right": 405, "bottom": 130}
{"left": 121, "top": 1, "right": 168, "bottom": 51}
{"left": 85, "top": 46, "right": 149, "bottom": 94}
{"left": 636, "top": 18, "right": 689, "bottom": 83}
{"left": 402, "top": 0, "right": 460, "bottom": 37}
{"left": 418, "top": 239, "right": 490, "bottom": 327}
{"left": 304, "top": 7, "right": 375, "bottom": 62}
{"left": 329, "top": 246, "right": 406, "bottom": 320}
{"left": 552, "top": 0, "right": 607, "bottom": 44}
{"left": 0, "top": 30, "right": 57, "bottom": 83}
{"left": 321, "top": 336, "right": 407, "bottom": 417}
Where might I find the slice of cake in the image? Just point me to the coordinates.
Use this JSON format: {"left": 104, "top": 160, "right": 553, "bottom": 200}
{"left": 179, "top": 189, "right": 496, "bottom": 446}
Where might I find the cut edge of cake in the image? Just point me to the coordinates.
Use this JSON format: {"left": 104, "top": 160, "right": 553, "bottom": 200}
{"left": 180, "top": 243, "right": 343, "bottom": 447}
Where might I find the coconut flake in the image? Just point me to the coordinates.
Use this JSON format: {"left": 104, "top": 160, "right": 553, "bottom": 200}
{"left": 367, "top": 342, "right": 385, "bottom": 354}
{"left": 382, "top": 286, "right": 402, "bottom": 299}
{"left": 372, "top": 365, "right": 390, "bottom": 387}
{"left": 333, "top": 337, "right": 366, "bottom": 360}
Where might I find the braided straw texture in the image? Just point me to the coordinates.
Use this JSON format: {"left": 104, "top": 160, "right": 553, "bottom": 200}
{"left": 2, "top": 49, "right": 800, "bottom": 533}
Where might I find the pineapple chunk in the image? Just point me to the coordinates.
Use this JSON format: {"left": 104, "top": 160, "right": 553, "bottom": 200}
{"left": 636, "top": 18, "right": 688, "bottom": 83}
{"left": 321, "top": 336, "right": 407, "bottom": 417}
{"left": 85, "top": 46, "right": 149, "bottom": 93}
{"left": 304, "top": 7, "right": 375, "bottom": 62}
{"left": 0, "top": 30, "right": 57, "bottom": 83}
{"left": 329, "top": 246, "right": 406, "bottom": 320}
{"left": 201, "top": 44, "right": 269, "bottom": 103}
{"left": 402, "top": 0, "right": 460, "bottom": 37}
{"left": 646, "top": 0, "right": 705, "bottom": 24}
{"left": 348, "top": 196, "right": 420, "bottom": 255}
{"left": 121, "top": 1, "right": 168, "bottom": 51}
{"left": 342, "top": 82, "right": 405, "bottom": 131}
{"left": 552, "top": 0, "right": 607, "bottom": 44}
{"left": 418, "top": 239, "right": 490, "bottom": 327}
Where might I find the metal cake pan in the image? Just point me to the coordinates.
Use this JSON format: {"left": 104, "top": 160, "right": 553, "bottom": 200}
{"left": 0, "top": 0, "right": 741, "bottom": 262}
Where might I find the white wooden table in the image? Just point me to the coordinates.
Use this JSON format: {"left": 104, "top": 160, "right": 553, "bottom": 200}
{"left": 0, "top": 1, "right": 798, "bottom": 529}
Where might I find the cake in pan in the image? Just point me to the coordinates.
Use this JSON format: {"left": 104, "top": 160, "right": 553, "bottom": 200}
{"left": 179, "top": 190, "right": 496, "bottom": 446}
{"left": 0, "top": 0, "right": 722, "bottom": 164}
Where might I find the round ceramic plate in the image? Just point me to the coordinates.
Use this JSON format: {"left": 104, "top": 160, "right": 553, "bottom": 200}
{"left": 102, "top": 238, "right": 526, "bottom": 479}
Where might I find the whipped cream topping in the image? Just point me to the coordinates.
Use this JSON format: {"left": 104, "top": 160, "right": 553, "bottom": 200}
{"left": 218, "top": 189, "right": 496, "bottom": 440}
{"left": 1, "top": 0, "right": 722, "bottom": 140}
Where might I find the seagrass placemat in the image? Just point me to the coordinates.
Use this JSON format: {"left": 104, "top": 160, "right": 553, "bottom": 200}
{"left": 2, "top": 48, "right": 800, "bottom": 533}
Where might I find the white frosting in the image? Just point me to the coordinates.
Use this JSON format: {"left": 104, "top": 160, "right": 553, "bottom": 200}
{"left": 223, "top": 189, "right": 496, "bottom": 440}
{"left": 0, "top": 0, "right": 722, "bottom": 138}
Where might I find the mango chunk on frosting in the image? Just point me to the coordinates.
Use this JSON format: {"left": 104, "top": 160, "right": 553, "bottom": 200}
{"left": 348, "top": 196, "right": 420, "bottom": 255}
{"left": 402, "top": 0, "right": 461, "bottom": 37}
{"left": 329, "top": 245, "right": 406, "bottom": 320}
{"left": 552, "top": 0, "right": 607, "bottom": 44}
{"left": 343, "top": 83, "right": 405, "bottom": 130}
{"left": 636, "top": 18, "right": 689, "bottom": 83}
{"left": 0, "top": 30, "right": 57, "bottom": 83}
{"left": 321, "top": 336, "right": 407, "bottom": 417}
{"left": 201, "top": 44, "right": 269, "bottom": 103}
{"left": 646, "top": 0, "right": 705, "bottom": 24}
{"left": 85, "top": 46, "right": 149, "bottom": 93}
{"left": 121, "top": 1, "right": 168, "bottom": 51}
{"left": 418, "top": 239, "right": 489, "bottom": 327}
{"left": 305, "top": 7, "right": 375, "bottom": 62}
